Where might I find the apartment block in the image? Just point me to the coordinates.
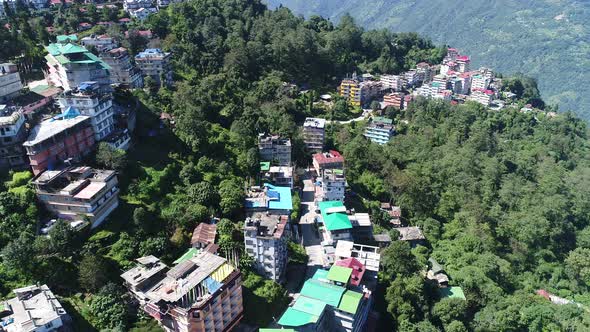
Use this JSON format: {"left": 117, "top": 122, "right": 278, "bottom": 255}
{"left": 44, "top": 36, "right": 111, "bottom": 92}
{"left": 244, "top": 213, "right": 289, "bottom": 281}
{"left": 258, "top": 133, "right": 291, "bottom": 166}
{"left": 303, "top": 117, "right": 326, "bottom": 153}
{"left": 339, "top": 79, "right": 381, "bottom": 107}
{"left": 245, "top": 183, "right": 293, "bottom": 216}
{"left": 32, "top": 166, "right": 119, "bottom": 228}
{"left": 0, "top": 285, "right": 69, "bottom": 332}
{"left": 416, "top": 62, "right": 434, "bottom": 83}
{"left": 363, "top": 116, "right": 394, "bottom": 145}
{"left": 121, "top": 252, "right": 243, "bottom": 332}
{"left": 468, "top": 89, "right": 493, "bottom": 106}
{"left": 404, "top": 70, "right": 420, "bottom": 87}
{"left": 260, "top": 163, "right": 294, "bottom": 189}
{"left": 379, "top": 74, "right": 403, "bottom": 91}
{"left": 471, "top": 74, "right": 491, "bottom": 91}
{"left": 135, "top": 48, "right": 173, "bottom": 87}
{"left": 100, "top": 47, "right": 143, "bottom": 88}
{"left": 313, "top": 150, "right": 344, "bottom": 176}
{"left": 23, "top": 111, "right": 95, "bottom": 175}
{"left": 123, "top": 0, "right": 155, "bottom": 12}
{"left": 80, "top": 34, "right": 118, "bottom": 52}
{"left": 0, "top": 63, "right": 23, "bottom": 103}
{"left": 456, "top": 55, "right": 471, "bottom": 73}
{"left": 317, "top": 168, "right": 345, "bottom": 202}
{"left": 318, "top": 201, "right": 352, "bottom": 243}
{"left": 383, "top": 92, "right": 405, "bottom": 109}
{"left": 0, "top": 105, "right": 27, "bottom": 170}
{"left": 57, "top": 81, "right": 114, "bottom": 141}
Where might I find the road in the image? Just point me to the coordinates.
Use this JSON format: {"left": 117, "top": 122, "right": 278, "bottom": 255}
{"left": 299, "top": 171, "right": 324, "bottom": 279}
{"left": 326, "top": 109, "right": 373, "bottom": 124}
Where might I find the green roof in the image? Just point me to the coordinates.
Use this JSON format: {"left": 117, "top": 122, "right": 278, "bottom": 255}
{"left": 312, "top": 269, "right": 329, "bottom": 282}
{"left": 278, "top": 307, "right": 318, "bottom": 327}
{"left": 293, "top": 296, "right": 327, "bottom": 316}
{"left": 327, "top": 265, "right": 352, "bottom": 284}
{"left": 372, "top": 116, "right": 393, "bottom": 124}
{"left": 300, "top": 279, "right": 346, "bottom": 307}
{"left": 173, "top": 248, "right": 199, "bottom": 264}
{"left": 260, "top": 161, "right": 271, "bottom": 171}
{"left": 439, "top": 287, "right": 466, "bottom": 300}
{"left": 338, "top": 290, "right": 363, "bottom": 314}
{"left": 318, "top": 201, "right": 352, "bottom": 231}
{"left": 45, "top": 42, "right": 111, "bottom": 70}
{"left": 56, "top": 34, "right": 78, "bottom": 43}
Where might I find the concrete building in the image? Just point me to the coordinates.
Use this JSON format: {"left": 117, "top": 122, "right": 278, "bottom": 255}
{"left": 32, "top": 166, "right": 119, "bottom": 228}
{"left": 0, "top": 105, "right": 27, "bottom": 170}
{"left": 383, "top": 92, "right": 405, "bottom": 109}
{"left": 0, "top": 63, "right": 22, "bottom": 103}
{"left": 471, "top": 74, "right": 491, "bottom": 91}
{"left": 258, "top": 133, "right": 291, "bottom": 166}
{"left": 123, "top": 0, "right": 154, "bottom": 12}
{"left": 100, "top": 47, "right": 143, "bottom": 88}
{"left": 80, "top": 34, "right": 118, "bottom": 52}
{"left": 0, "top": 284, "right": 69, "bottom": 332}
{"left": 244, "top": 213, "right": 289, "bottom": 281}
{"left": 260, "top": 163, "right": 294, "bottom": 189}
{"left": 130, "top": 7, "right": 156, "bottom": 20}
{"left": 339, "top": 79, "right": 381, "bottom": 107}
{"left": 334, "top": 241, "right": 380, "bottom": 273}
{"left": 364, "top": 116, "right": 394, "bottom": 145}
{"left": 468, "top": 89, "right": 493, "bottom": 106}
{"left": 303, "top": 117, "right": 326, "bottom": 153}
{"left": 318, "top": 201, "right": 352, "bottom": 243}
{"left": 380, "top": 74, "right": 403, "bottom": 91}
{"left": 135, "top": 48, "right": 173, "bottom": 87}
{"left": 57, "top": 81, "right": 114, "bottom": 141}
{"left": 313, "top": 150, "right": 344, "bottom": 176}
{"left": 44, "top": 37, "right": 111, "bottom": 92}
{"left": 121, "top": 252, "right": 243, "bottom": 332}
{"left": 317, "top": 168, "right": 345, "bottom": 202}
{"left": 23, "top": 111, "right": 95, "bottom": 175}
{"left": 245, "top": 183, "right": 293, "bottom": 216}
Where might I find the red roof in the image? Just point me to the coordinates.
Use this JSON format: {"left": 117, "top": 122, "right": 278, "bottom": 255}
{"left": 536, "top": 289, "right": 551, "bottom": 301}
{"left": 335, "top": 258, "right": 365, "bottom": 287}
{"left": 119, "top": 18, "right": 131, "bottom": 23}
{"left": 457, "top": 55, "right": 470, "bottom": 62}
{"left": 191, "top": 223, "right": 217, "bottom": 246}
{"left": 484, "top": 89, "right": 494, "bottom": 95}
{"left": 448, "top": 48, "right": 457, "bottom": 52}
{"left": 79, "top": 22, "right": 92, "bottom": 27}
{"left": 313, "top": 150, "right": 344, "bottom": 166}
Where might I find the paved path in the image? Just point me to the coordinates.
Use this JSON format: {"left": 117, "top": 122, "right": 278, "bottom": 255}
{"left": 326, "top": 109, "right": 373, "bottom": 124}
{"left": 299, "top": 172, "right": 324, "bottom": 280}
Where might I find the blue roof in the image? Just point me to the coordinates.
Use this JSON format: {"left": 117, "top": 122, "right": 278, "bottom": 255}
{"left": 51, "top": 106, "right": 80, "bottom": 121}
{"left": 265, "top": 183, "right": 293, "bottom": 210}
{"left": 204, "top": 276, "right": 222, "bottom": 294}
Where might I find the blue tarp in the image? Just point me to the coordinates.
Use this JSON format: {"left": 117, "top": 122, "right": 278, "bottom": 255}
{"left": 204, "top": 276, "right": 222, "bottom": 294}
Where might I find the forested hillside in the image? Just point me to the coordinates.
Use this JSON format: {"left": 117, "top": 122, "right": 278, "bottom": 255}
{"left": 265, "top": 0, "right": 590, "bottom": 119}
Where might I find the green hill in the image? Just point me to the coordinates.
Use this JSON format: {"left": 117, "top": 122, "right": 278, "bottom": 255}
{"left": 266, "top": 0, "right": 590, "bottom": 119}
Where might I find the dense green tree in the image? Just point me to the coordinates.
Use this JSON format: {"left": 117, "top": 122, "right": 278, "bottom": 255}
{"left": 96, "top": 142, "right": 127, "bottom": 171}
{"left": 79, "top": 254, "right": 110, "bottom": 292}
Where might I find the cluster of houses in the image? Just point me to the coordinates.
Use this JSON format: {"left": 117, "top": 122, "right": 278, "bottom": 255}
{"left": 123, "top": 0, "right": 183, "bottom": 20}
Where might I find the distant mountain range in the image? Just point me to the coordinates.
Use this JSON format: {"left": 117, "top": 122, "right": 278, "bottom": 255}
{"left": 265, "top": 0, "right": 590, "bottom": 119}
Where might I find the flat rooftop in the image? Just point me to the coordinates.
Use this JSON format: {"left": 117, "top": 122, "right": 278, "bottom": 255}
{"left": 303, "top": 117, "right": 326, "bottom": 129}
{"left": 245, "top": 212, "right": 288, "bottom": 239}
{"left": 33, "top": 167, "right": 115, "bottom": 197}
{"left": 23, "top": 115, "right": 90, "bottom": 147}
{"left": 0, "top": 105, "right": 23, "bottom": 126}
{"left": 4, "top": 285, "right": 67, "bottom": 332}
{"left": 245, "top": 183, "right": 293, "bottom": 211}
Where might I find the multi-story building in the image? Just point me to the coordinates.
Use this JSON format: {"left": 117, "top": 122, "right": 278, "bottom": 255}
{"left": 318, "top": 200, "right": 352, "bottom": 243}
{"left": 1, "top": 285, "right": 69, "bottom": 332}
{"left": 258, "top": 133, "right": 291, "bottom": 166}
{"left": 404, "top": 70, "right": 420, "bottom": 87}
{"left": 244, "top": 213, "right": 289, "bottom": 281}
{"left": 303, "top": 117, "right": 326, "bottom": 153}
{"left": 416, "top": 62, "right": 434, "bottom": 83}
{"left": 32, "top": 166, "right": 119, "bottom": 228}
{"left": 260, "top": 164, "right": 294, "bottom": 189}
{"left": 245, "top": 183, "right": 293, "bottom": 216}
{"left": 0, "top": 63, "right": 22, "bottom": 103}
{"left": 135, "top": 48, "right": 173, "bottom": 87}
{"left": 100, "top": 47, "right": 143, "bottom": 88}
{"left": 456, "top": 55, "right": 471, "bottom": 73}
{"left": 123, "top": 0, "right": 154, "bottom": 12}
{"left": 380, "top": 74, "right": 403, "bottom": 91}
{"left": 121, "top": 252, "right": 243, "bottom": 332}
{"left": 364, "top": 116, "right": 394, "bottom": 145}
{"left": 468, "top": 89, "right": 493, "bottom": 106}
{"left": 130, "top": 7, "right": 156, "bottom": 20}
{"left": 313, "top": 150, "right": 344, "bottom": 176}
{"left": 471, "top": 74, "right": 491, "bottom": 91}
{"left": 44, "top": 37, "right": 111, "bottom": 92}
{"left": 383, "top": 92, "right": 405, "bottom": 109}
{"left": 0, "top": 105, "right": 27, "bottom": 169}
{"left": 23, "top": 111, "right": 95, "bottom": 175}
{"left": 80, "top": 34, "right": 118, "bottom": 52}
{"left": 318, "top": 168, "right": 345, "bottom": 202}
{"left": 339, "top": 79, "right": 381, "bottom": 107}
{"left": 57, "top": 82, "right": 115, "bottom": 142}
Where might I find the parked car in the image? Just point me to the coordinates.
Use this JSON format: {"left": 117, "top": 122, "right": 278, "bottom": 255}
{"left": 40, "top": 219, "right": 57, "bottom": 235}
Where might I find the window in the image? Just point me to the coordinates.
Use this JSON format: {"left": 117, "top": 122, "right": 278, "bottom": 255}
{"left": 45, "top": 322, "right": 53, "bottom": 328}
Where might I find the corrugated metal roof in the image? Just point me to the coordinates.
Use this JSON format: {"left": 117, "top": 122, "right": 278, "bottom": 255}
{"left": 338, "top": 290, "right": 363, "bottom": 314}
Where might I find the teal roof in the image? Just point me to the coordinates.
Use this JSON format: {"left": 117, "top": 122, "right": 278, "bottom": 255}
{"left": 265, "top": 183, "right": 293, "bottom": 210}
{"left": 439, "top": 287, "right": 466, "bottom": 300}
{"left": 372, "top": 116, "right": 393, "bottom": 124}
{"left": 338, "top": 290, "right": 363, "bottom": 314}
{"left": 300, "top": 279, "right": 346, "bottom": 307}
{"left": 45, "top": 42, "right": 110, "bottom": 70}
{"left": 56, "top": 34, "right": 78, "bottom": 43}
{"left": 278, "top": 307, "right": 318, "bottom": 327}
{"left": 260, "top": 161, "right": 271, "bottom": 171}
{"left": 173, "top": 248, "right": 199, "bottom": 264}
{"left": 292, "top": 296, "right": 327, "bottom": 316}
{"left": 312, "top": 269, "right": 329, "bottom": 282}
{"left": 318, "top": 201, "right": 352, "bottom": 231}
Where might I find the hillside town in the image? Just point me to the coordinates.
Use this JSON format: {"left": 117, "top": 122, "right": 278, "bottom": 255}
{"left": 0, "top": 2, "right": 572, "bottom": 330}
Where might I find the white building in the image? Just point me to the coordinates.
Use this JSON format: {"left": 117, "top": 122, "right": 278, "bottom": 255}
{"left": 2, "top": 284, "right": 69, "bottom": 332}
{"left": 130, "top": 7, "right": 156, "bottom": 20}
{"left": 469, "top": 89, "right": 493, "bottom": 106}
{"left": 244, "top": 213, "right": 289, "bottom": 281}
{"left": 319, "top": 168, "right": 345, "bottom": 202}
{"left": 100, "top": 47, "right": 143, "bottom": 88}
{"left": 123, "top": 0, "right": 154, "bottom": 12}
{"left": 380, "top": 74, "right": 403, "bottom": 91}
{"left": 135, "top": 48, "right": 173, "bottom": 86}
{"left": 303, "top": 117, "right": 326, "bottom": 153}
{"left": 258, "top": 133, "right": 291, "bottom": 166}
{"left": 471, "top": 74, "right": 491, "bottom": 91}
{"left": 0, "top": 105, "right": 27, "bottom": 169}
{"left": 80, "top": 34, "right": 118, "bottom": 52}
{"left": 0, "top": 63, "right": 22, "bottom": 103}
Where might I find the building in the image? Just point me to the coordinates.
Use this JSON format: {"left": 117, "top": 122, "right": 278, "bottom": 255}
{"left": 130, "top": 7, "right": 156, "bottom": 20}
{"left": 318, "top": 201, "right": 352, "bottom": 243}
{"left": 135, "top": 48, "right": 173, "bottom": 87}
{"left": 383, "top": 92, "right": 404, "bottom": 109}
{"left": 364, "top": 116, "right": 394, "bottom": 145}
{"left": 32, "top": 166, "right": 119, "bottom": 228}
{"left": 244, "top": 213, "right": 289, "bottom": 281}
{"left": 334, "top": 241, "right": 380, "bottom": 273}
{"left": 0, "top": 284, "right": 69, "bottom": 332}
{"left": 313, "top": 150, "right": 344, "bottom": 176}
{"left": 80, "top": 34, "right": 118, "bottom": 52}
{"left": 23, "top": 110, "right": 95, "bottom": 175}
{"left": 317, "top": 168, "right": 345, "bottom": 202}
{"left": 303, "top": 117, "right": 326, "bottom": 153}
{"left": 191, "top": 223, "right": 217, "bottom": 249}
{"left": 245, "top": 183, "right": 293, "bottom": 216}
{"left": 0, "top": 105, "right": 27, "bottom": 170}
{"left": 14, "top": 84, "right": 62, "bottom": 116}
{"left": 380, "top": 74, "right": 403, "bottom": 91}
{"left": 258, "top": 133, "right": 291, "bottom": 166}
{"left": 339, "top": 79, "right": 381, "bottom": 107}
{"left": 396, "top": 226, "right": 425, "bottom": 247}
{"left": 260, "top": 163, "right": 294, "bottom": 189}
{"left": 348, "top": 212, "right": 372, "bottom": 242}
{"left": 0, "top": 63, "right": 23, "bottom": 103}
{"left": 468, "top": 89, "right": 493, "bottom": 106}
{"left": 455, "top": 55, "right": 470, "bottom": 73}
{"left": 44, "top": 37, "right": 111, "bottom": 92}
{"left": 471, "top": 74, "right": 491, "bottom": 91}
{"left": 121, "top": 252, "right": 243, "bottom": 332}
{"left": 123, "top": 0, "right": 154, "bottom": 12}
{"left": 100, "top": 47, "right": 143, "bottom": 88}
{"left": 57, "top": 81, "right": 114, "bottom": 141}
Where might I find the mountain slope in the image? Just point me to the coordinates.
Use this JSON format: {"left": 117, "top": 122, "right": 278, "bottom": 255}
{"left": 266, "top": 0, "right": 590, "bottom": 118}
